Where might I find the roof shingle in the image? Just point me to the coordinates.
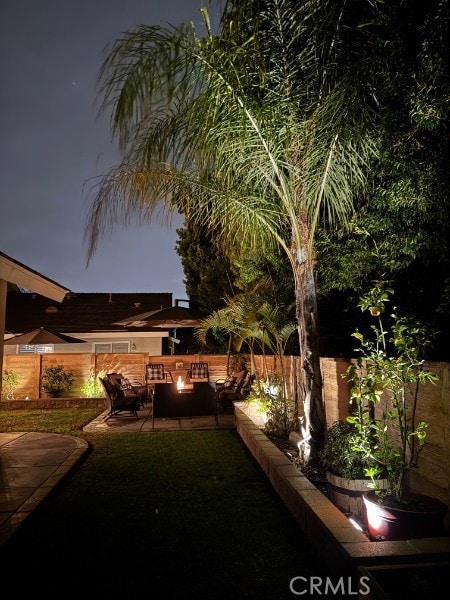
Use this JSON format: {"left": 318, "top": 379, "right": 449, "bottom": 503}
{"left": 6, "top": 291, "right": 173, "bottom": 333}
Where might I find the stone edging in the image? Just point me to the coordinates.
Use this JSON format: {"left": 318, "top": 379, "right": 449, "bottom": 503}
{"left": 234, "top": 403, "right": 450, "bottom": 575}
{"left": 0, "top": 398, "right": 106, "bottom": 410}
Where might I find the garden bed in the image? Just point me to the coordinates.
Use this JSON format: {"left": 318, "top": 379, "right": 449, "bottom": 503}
{"left": 261, "top": 428, "right": 449, "bottom": 542}
{"left": 235, "top": 404, "right": 450, "bottom": 576}
{"left": 265, "top": 430, "right": 374, "bottom": 539}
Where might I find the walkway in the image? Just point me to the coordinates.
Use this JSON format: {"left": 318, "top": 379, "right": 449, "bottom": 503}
{"left": 0, "top": 431, "right": 88, "bottom": 547}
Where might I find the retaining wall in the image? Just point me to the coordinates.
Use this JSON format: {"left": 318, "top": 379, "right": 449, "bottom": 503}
{"left": 234, "top": 403, "right": 450, "bottom": 576}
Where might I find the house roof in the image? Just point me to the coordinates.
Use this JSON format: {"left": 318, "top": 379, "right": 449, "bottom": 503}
{"left": 0, "top": 251, "right": 70, "bottom": 302}
{"left": 5, "top": 291, "right": 173, "bottom": 334}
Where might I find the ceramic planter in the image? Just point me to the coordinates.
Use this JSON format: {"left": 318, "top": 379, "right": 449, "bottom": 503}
{"left": 363, "top": 490, "right": 448, "bottom": 541}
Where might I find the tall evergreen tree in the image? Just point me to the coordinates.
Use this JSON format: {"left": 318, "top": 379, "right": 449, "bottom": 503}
{"left": 315, "top": 0, "right": 449, "bottom": 359}
{"left": 175, "top": 223, "right": 237, "bottom": 313}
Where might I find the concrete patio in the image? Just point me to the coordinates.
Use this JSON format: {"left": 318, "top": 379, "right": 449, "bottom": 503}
{"left": 83, "top": 404, "right": 235, "bottom": 432}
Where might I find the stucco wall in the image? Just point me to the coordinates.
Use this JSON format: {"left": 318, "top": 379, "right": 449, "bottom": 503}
{"left": 3, "top": 337, "right": 163, "bottom": 355}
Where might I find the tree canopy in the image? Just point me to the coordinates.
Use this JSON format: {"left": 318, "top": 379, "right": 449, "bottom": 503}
{"left": 315, "top": 0, "right": 449, "bottom": 359}
{"left": 85, "top": 0, "right": 449, "bottom": 459}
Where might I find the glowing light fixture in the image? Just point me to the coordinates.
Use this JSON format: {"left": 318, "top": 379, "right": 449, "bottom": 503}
{"left": 348, "top": 516, "right": 364, "bottom": 532}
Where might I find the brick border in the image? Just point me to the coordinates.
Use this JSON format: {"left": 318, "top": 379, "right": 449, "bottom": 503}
{"left": 234, "top": 403, "right": 450, "bottom": 575}
{"left": 0, "top": 398, "right": 106, "bottom": 410}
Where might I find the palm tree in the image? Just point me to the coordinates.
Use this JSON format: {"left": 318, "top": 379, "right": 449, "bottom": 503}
{"left": 195, "top": 293, "right": 267, "bottom": 377}
{"left": 85, "top": 1, "right": 397, "bottom": 459}
{"left": 255, "top": 302, "right": 297, "bottom": 398}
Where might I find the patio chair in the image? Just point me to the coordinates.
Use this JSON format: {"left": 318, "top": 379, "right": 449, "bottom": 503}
{"left": 215, "top": 372, "right": 240, "bottom": 393}
{"left": 145, "top": 363, "right": 173, "bottom": 400}
{"left": 186, "top": 362, "right": 210, "bottom": 383}
{"left": 99, "top": 376, "right": 140, "bottom": 421}
{"left": 145, "top": 363, "right": 173, "bottom": 384}
{"left": 106, "top": 372, "right": 148, "bottom": 406}
{"left": 216, "top": 370, "right": 246, "bottom": 391}
{"left": 218, "top": 371, "right": 255, "bottom": 409}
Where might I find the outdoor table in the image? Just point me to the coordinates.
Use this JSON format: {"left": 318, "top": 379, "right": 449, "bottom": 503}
{"left": 152, "top": 382, "right": 218, "bottom": 427}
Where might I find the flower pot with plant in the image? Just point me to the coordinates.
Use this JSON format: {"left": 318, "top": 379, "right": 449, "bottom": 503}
{"left": 320, "top": 420, "right": 387, "bottom": 520}
{"left": 41, "top": 365, "right": 74, "bottom": 398}
{"left": 344, "top": 282, "right": 447, "bottom": 540}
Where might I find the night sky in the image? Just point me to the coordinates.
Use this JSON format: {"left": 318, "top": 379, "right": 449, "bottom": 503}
{"left": 0, "top": 0, "right": 220, "bottom": 301}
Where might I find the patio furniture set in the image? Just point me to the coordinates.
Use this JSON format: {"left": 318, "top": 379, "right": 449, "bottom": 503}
{"left": 99, "top": 363, "right": 255, "bottom": 424}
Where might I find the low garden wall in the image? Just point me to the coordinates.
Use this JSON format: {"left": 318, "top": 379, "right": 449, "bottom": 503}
{"left": 234, "top": 403, "right": 450, "bottom": 575}
{"left": 0, "top": 398, "right": 106, "bottom": 410}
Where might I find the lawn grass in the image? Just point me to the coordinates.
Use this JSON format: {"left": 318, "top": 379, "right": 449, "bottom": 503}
{"left": 0, "top": 408, "right": 103, "bottom": 434}
{"left": 0, "top": 410, "right": 330, "bottom": 598}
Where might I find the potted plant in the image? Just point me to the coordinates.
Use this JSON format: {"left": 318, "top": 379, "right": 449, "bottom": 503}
{"left": 344, "top": 282, "right": 447, "bottom": 540}
{"left": 319, "top": 420, "right": 387, "bottom": 520}
{"left": 41, "top": 365, "right": 74, "bottom": 398}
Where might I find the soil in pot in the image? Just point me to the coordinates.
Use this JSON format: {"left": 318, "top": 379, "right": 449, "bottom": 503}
{"left": 363, "top": 490, "right": 448, "bottom": 541}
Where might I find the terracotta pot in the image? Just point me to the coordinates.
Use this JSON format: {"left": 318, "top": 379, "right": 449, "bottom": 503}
{"left": 363, "top": 490, "right": 448, "bottom": 541}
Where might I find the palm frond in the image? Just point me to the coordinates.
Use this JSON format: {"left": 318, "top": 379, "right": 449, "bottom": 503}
{"left": 88, "top": 0, "right": 385, "bottom": 278}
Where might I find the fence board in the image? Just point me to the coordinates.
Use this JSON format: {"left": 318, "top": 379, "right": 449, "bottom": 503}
{"left": 3, "top": 354, "right": 40, "bottom": 399}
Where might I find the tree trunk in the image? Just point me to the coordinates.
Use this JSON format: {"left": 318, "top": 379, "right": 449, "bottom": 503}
{"left": 293, "top": 237, "right": 326, "bottom": 464}
{"left": 226, "top": 332, "right": 233, "bottom": 374}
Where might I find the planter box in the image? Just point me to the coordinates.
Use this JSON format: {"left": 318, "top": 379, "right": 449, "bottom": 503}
{"left": 234, "top": 402, "right": 450, "bottom": 575}
{"left": 0, "top": 398, "right": 106, "bottom": 410}
{"left": 327, "top": 472, "right": 388, "bottom": 521}
{"left": 357, "top": 563, "right": 450, "bottom": 599}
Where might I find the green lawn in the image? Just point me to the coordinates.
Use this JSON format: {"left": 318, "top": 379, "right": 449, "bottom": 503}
{"left": 0, "top": 410, "right": 330, "bottom": 598}
{"left": 0, "top": 407, "right": 103, "bottom": 434}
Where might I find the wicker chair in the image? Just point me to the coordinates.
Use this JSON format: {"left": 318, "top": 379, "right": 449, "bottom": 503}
{"left": 145, "top": 363, "right": 173, "bottom": 401}
{"left": 218, "top": 371, "right": 255, "bottom": 409}
{"left": 99, "top": 376, "right": 140, "bottom": 421}
{"left": 145, "top": 363, "right": 173, "bottom": 384}
{"left": 106, "top": 372, "right": 148, "bottom": 406}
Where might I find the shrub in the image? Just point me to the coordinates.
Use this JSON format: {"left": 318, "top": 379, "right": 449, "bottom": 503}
{"left": 80, "top": 377, "right": 103, "bottom": 398}
{"left": 2, "top": 369, "right": 20, "bottom": 400}
{"left": 41, "top": 365, "right": 74, "bottom": 398}
{"left": 319, "top": 420, "right": 378, "bottom": 480}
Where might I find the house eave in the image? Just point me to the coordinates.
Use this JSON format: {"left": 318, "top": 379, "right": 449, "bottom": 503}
{"left": 0, "top": 252, "right": 69, "bottom": 302}
{"left": 67, "top": 331, "right": 169, "bottom": 339}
